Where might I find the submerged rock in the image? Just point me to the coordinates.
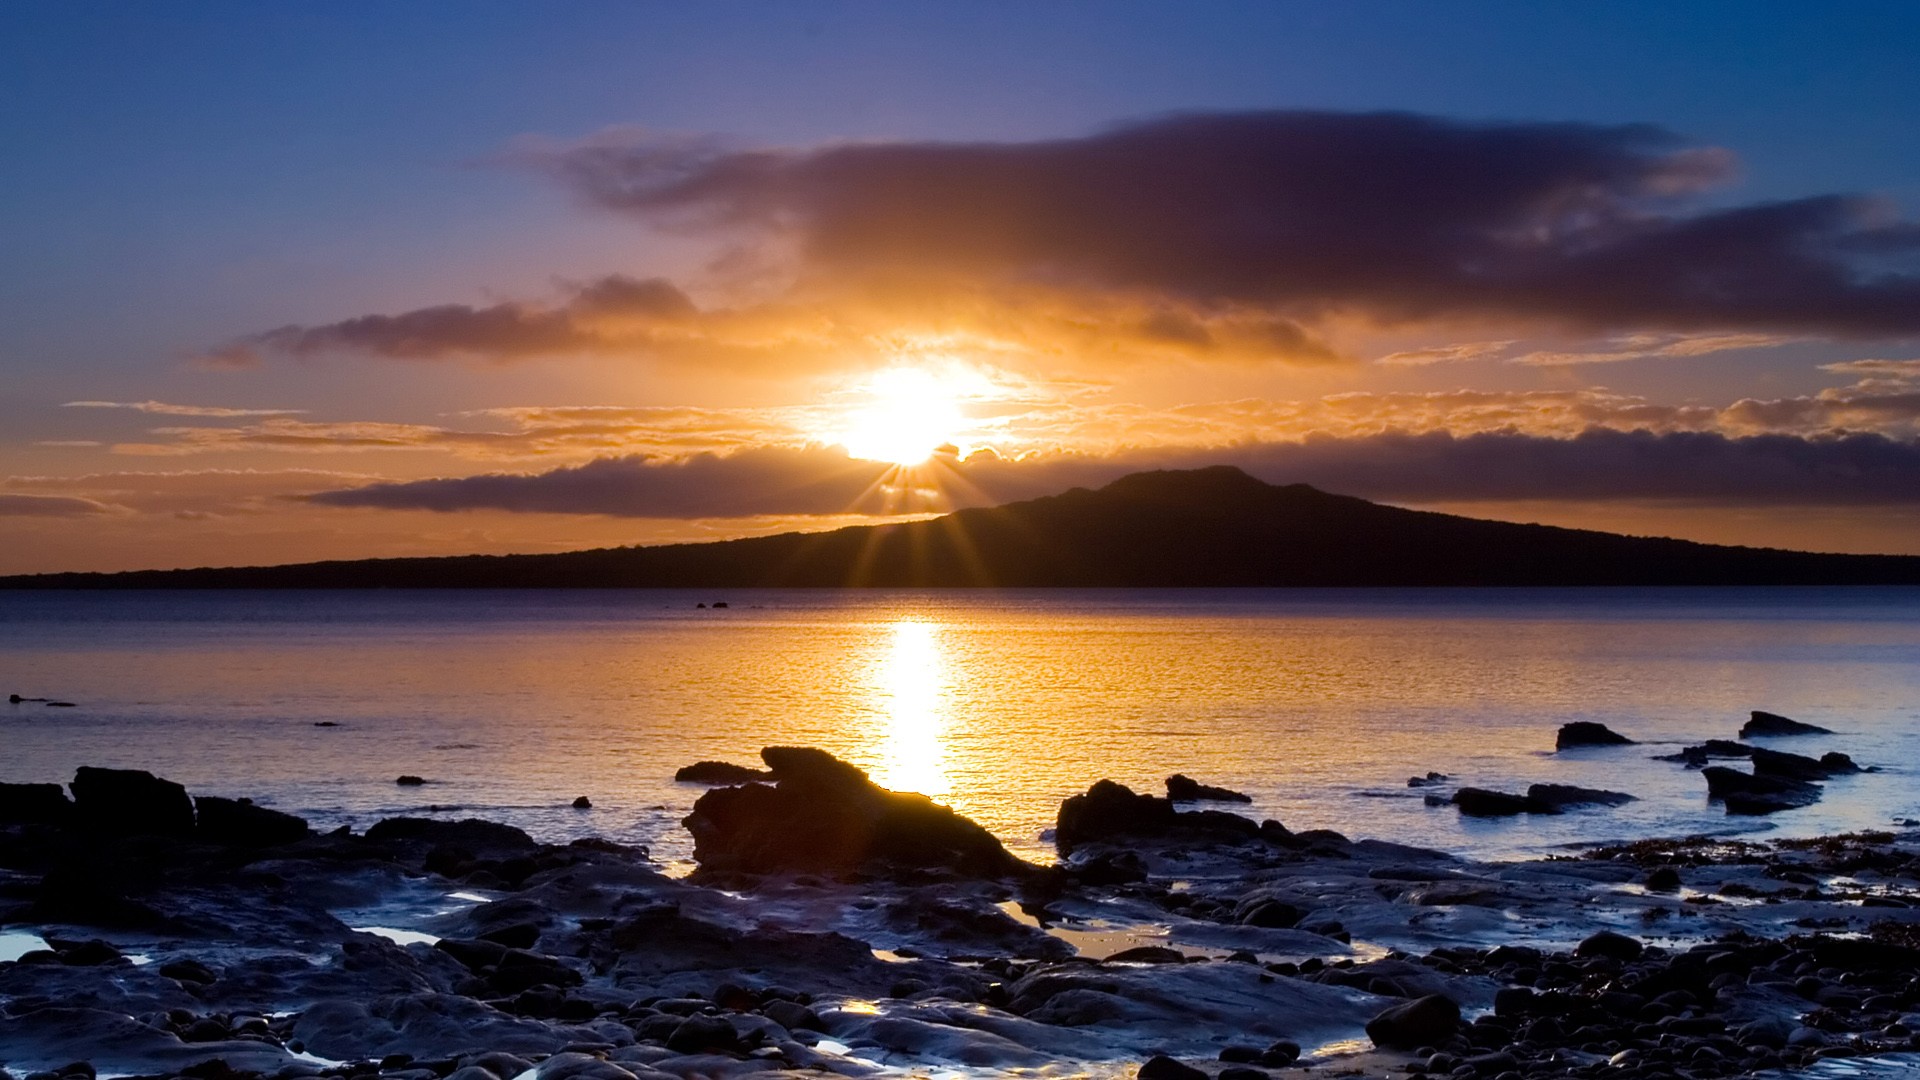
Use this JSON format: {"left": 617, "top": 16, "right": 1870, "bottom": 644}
{"left": 683, "top": 746, "right": 1028, "bottom": 877}
{"left": 1702, "top": 766, "right": 1821, "bottom": 815}
{"left": 68, "top": 766, "right": 194, "bottom": 837}
{"left": 1056, "top": 779, "right": 1263, "bottom": 852}
{"left": 1165, "top": 774, "right": 1253, "bottom": 803}
{"left": 1742, "top": 710, "right": 1833, "bottom": 737}
{"left": 1525, "top": 784, "right": 1636, "bottom": 810}
{"left": 1556, "top": 722, "right": 1636, "bottom": 749}
{"left": 193, "top": 795, "right": 310, "bottom": 847}
{"left": 673, "top": 760, "right": 772, "bottom": 785}
{"left": 1365, "top": 993, "right": 1460, "bottom": 1049}
{"left": 1451, "top": 787, "right": 1555, "bottom": 817}
{"left": 1655, "top": 739, "right": 1754, "bottom": 765}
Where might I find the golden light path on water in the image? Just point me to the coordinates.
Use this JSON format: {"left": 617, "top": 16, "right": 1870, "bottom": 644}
{"left": 862, "top": 619, "right": 955, "bottom": 798}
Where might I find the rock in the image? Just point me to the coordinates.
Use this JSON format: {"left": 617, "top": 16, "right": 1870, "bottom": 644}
{"left": 1742, "top": 710, "right": 1833, "bottom": 737}
{"left": 1556, "top": 722, "right": 1636, "bottom": 749}
{"left": 1452, "top": 787, "right": 1554, "bottom": 817}
{"left": 1702, "top": 766, "right": 1821, "bottom": 814}
{"left": 1655, "top": 739, "right": 1754, "bottom": 765}
{"left": 1575, "top": 930, "right": 1644, "bottom": 961}
{"left": 674, "top": 761, "right": 773, "bottom": 785}
{"left": 664, "top": 1013, "right": 739, "bottom": 1053}
{"left": 1218, "top": 1068, "right": 1269, "bottom": 1080}
{"left": 1525, "top": 784, "right": 1636, "bottom": 810}
{"left": 159, "top": 958, "right": 218, "bottom": 984}
{"left": 1138, "top": 1056, "right": 1207, "bottom": 1080}
{"left": 1750, "top": 746, "right": 1858, "bottom": 780}
{"left": 684, "top": 746, "right": 1028, "bottom": 877}
{"left": 571, "top": 796, "right": 592, "bottom": 809}
{"left": 194, "top": 795, "right": 310, "bottom": 847}
{"left": 1406, "top": 771, "right": 1449, "bottom": 787}
{"left": 762, "top": 999, "right": 821, "bottom": 1032}
{"left": 365, "top": 817, "right": 537, "bottom": 851}
{"left": 1260, "top": 1041, "right": 1301, "bottom": 1066}
{"left": 1056, "top": 779, "right": 1262, "bottom": 851}
{"left": 1068, "top": 850, "right": 1149, "bottom": 885}
{"left": 1366, "top": 994, "right": 1461, "bottom": 1049}
{"left": 0, "top": 781, "right": 73, "bottom": 825}
{"left": 1165, "top": 774, "right": 1252, "bottom": 803}
{"left": 1644, "top": 866, "right": 1683, "bottom": 892}
{"left": 395, "top": 775, "right": 427, "bottom": 786}
{"left": 67, "top": 767, "right": 194, "bottom": 836}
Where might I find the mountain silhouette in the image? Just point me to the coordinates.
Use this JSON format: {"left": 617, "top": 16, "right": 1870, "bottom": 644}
{"left": 6, "top": 466, "right": 1919, "bottom": 588}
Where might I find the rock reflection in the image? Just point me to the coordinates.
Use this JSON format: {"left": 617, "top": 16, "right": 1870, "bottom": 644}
{"left": 864, "top": 620, "right": 953, "bottom": 797}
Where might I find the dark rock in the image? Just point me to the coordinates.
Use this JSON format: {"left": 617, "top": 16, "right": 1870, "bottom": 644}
{"left": 762, "top": 999, "right": 821, "bottom": 1032}
{"left": 1105, "top": 945, "right": 1189, "bottom": 964}
{"left": 571, "top": 796, "right": 592, "bottom": 809}
{"left": 1750, "top": 746, "right": 1858, "bottom": 781}
{"left": 1557, "top": 722, "right": 1636, "bottom": 749}
{"left": 0, "top": 782, "right": 72, "bottom": 825}
{"left": 1645, "top": 866, "right": 1683, "bottom": 892}
{"left": 674, "top": 761, "right": 773, "bottom": 785}
{"left": 1138, "top": 1055, "right": 1207, "bottom": 1080}
{"left": 665, "top": 1013, "right": 740, "bottom": 1053}
{"left": 1742, "top": 711, "right": 1833, "bottom": 737}
{"left": 1260, "top": 1041, "right": 1301, "bottom": 1066}
{"left": 395, "top": 775, "right": 427, "bottom": 786}
{"left": 1366, "top": 993, "right": 1462, "bottom": 1049}
{"left": 1237, "top": 898, "right": 1305, "bottom": 928}
{"left": 67, "top": 767, "right": 194, "bottom": 836}
{"left": 684, "top": 746, "right": 1028, "bottom": 877}
{"left": 1406, "top": 772, "right": 1449, "bottom": 787}
{"left": 1219, "top": 1046, "right": 1262, "bottom": 1064}
{"left": 476, "top": 923, "right": 541, "bottom": 950}
{"left": 194, "top": 795, "right": 310, "bottom": 847}
{"left": 1068, "top": 850, "right": 1149, "bottom": 885}
{"left": 1218, "top": 1068, "right": 1269, "bottom": 1080}
{"left": 1525, "top": 784, "right": 1636, "bottom": 810}
{"left": 365, "top": 817, "right": 536, "bottom": 851}
{"left": 1575, "top": 930, "right": 1644, "bottom": 961}
{"left": 1701, "top": 766, "right": 1821, "bottom": 814}
{"left": 1452, "top": 788, "right": 1554, "bottom": 817}
{"left": 1165, "top": 774, "right": 1252, "bottom": 803}
{"left": 159, "top": 958, "right": 218, "bottom": 984}
{"left": 1056, "top": 778, "right": 1261, "bottom": 851}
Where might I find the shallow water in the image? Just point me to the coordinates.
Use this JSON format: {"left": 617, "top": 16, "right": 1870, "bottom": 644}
{"left": 3, "top": 588, "right": 1918, "bottom": 866}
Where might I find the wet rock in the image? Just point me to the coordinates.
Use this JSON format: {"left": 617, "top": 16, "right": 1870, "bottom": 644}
{"left": 665, "top": 1014, "right": 739, "bottom": 1054}
{"left": 1406, "top": 772, "right": 1449, "bottom": 787}
{"left": 55, "top": 939, "right": 124, "bottom": 966}
{"left": 0, "top": 782, "right": 72, "bottom": 826}
{"left": 395, "top": 775, "right": 427, "bottom": 786}
{"left": 1260, "top": 1041, "right": 1301, "bottom": 1066}
{"left": 1366, "top": 993, "right": 1461, "bottom": 1049}
{"left": 673, "top": 761, "right": 772, "bottom": 785}
{"left": 1165, "top": 774, "right": 1252, "bottom": 803}
{"left": 1574, "top": 930, "right": 1643, "bottom": 961}
{"left": 67, "top": 767, "right": 194, "bottom": 837}
{"left": 1217, "top": 1067, "right": 1268, "bottom": 1080}
{"left": 683, "top": 746, "right": 1028, "bottom": 877}
{"left": 1742, "top": 710, "right": 1832, "bottom": 737}
{"left": 571, "top": 796, "right": 592, "bottom": 809}
{"left": 1451, "top": 788, "right": 1554, "bottom": 817}
{"left": 1525, "top": 784, "right": 1636, "bottom": 810}
{"left": 1644, "top": 866, "right": 1683, "bottom": 892}
{"left": 193, "top": 795, "right": 310, "bottom": 847}
{"left": 1057, "top": 779, "right": 1261, "bottom": 851}
{"left": 159, "top": 959, "right": 218, "bottom": 985}
{"left": 1557, "top": 722, "right": 1636, "bottom": 749}
{"left": 1138, "top": 1055, "right": 1207, "bottom": 1080}
{"left": 365, "top": 817, "right": 537, "bottom": 852}
{"left": 762, "top": 999, "right": 821, "bottom": 1032}
{"left": 1068, "top": 849, "right": 1150, "bottom": 885}
{"left": 1750, "top": 746, "right": 1859, "bottom": 781}
{"left": 1701, "top": 766, "right": 1821, "bottom": 814}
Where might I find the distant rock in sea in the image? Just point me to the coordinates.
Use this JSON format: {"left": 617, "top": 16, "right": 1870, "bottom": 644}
{"left": 674, "top": 760, "right": 772, "bottom": 785}
{"left": 1165, "top": 774, "right": 1252, "bottom": 803}
{"left": 1555, "top": 721, "right": 1636, "bottom": 749}
{"left": 1742, "top": 710, "right": 1834, "bottom": 738}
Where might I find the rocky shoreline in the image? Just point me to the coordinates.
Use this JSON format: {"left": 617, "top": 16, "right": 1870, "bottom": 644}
{"left": 4, "top": 729, "right": 1920, "bottom": 1080}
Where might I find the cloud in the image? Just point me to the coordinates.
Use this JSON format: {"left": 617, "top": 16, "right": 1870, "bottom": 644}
{"left": 534, "top": 111, "right": 1920, "bottom": 336}
{"left": 0, "top": 493, "right": 119, "bottom": 517}
{"left": 305, "top": 426, "right": 1920, "bottom": 519}
{"left": 64, "top": 400, "right": 307, "bottom": 417}
{"left": 1506, "top": 332, "right": 1797, "bottom": 366}
{"left": 1819, "top": 358, "right": 1920, "bottom": 379}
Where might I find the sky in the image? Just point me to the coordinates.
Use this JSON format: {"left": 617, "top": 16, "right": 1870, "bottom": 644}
{"left": 4, "top": 0, "right": 1920, "bottom": 573}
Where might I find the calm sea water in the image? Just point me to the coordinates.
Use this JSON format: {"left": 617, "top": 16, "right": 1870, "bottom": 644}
{"left": 3, "top": 588, "right": 1917, "bottom": 867}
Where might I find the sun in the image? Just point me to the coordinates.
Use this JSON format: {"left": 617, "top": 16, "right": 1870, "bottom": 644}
{"left": 838, "top": 367, "right": 968, "bottom": 466}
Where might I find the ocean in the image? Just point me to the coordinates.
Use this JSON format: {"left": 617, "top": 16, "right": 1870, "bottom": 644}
{"left": 3, "top": 587, "right": 1917, "bottom": 868}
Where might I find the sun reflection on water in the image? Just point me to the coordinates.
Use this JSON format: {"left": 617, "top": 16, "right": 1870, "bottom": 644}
{"left": 864, "top": 620, "right": 953, "bottom": 797}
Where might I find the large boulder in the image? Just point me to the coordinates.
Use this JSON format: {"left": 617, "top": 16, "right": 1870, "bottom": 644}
{"left": 1702, "top": 766, "right": 1820, "bottom": 815}
{"left": 683, "top": 746, "right": 1028, "bottom": 877}
{"left": 194, "top": 795, "right": 311, "bottom": 847}
{"left": 1365, "top": 994, "right": 1461, "bottom": 1049}
{"left": 1741, "top": 711, "right": 1833, "bottom": 738}
{"left": 0, "top": 782, "right": 73, "bottom": 826}
{"left": 1555, "top": 722, "right": 1636, "bottom": 749}
{"left": 68, "top": 767, "right": 194, "bottom": 837}
{"left": 1055, "top": 779, "right": 1263, "bottom": 853}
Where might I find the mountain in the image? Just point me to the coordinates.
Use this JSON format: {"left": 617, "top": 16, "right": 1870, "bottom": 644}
{"left": 6, "top": 466, "right": 1919, "bottom": 588}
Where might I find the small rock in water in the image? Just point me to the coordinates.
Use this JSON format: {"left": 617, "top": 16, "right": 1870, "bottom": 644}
{"left": 1452, "top": 787, "right": 1552, "bottom": 817}
{"left": 395, "top": 775, "right": 427, "bottom": 786}
{"left": 674, "top": 760, "right": 772, "bottom": 784}
{"left": 1526, "top": 783, "right": 1636, "bottom": 810}
{"left": 45, "top": 701, "right": 77, "bottom": 707}
{"left": 711, "top": 601, "right": 729, "bottom": 609}
{"left": 1165, "top": 773, "right": 1252, "bottom": 803}
{"left": 1556, "top": 721, "right": 1635, "bottom": 749}
{"left": 1406, "top": 771, "right": 1448, "bottom": 787}
{"left": 1742, "top": 710, "right": 1833, "bottom": 737}
{"left": 1138, "top": 1056, "right": 1208, "bottom": 1080}
{"left": 1366, "top": 993, "right": 1462, "bottom": 1049}
{"left": 571, "top": 795, "right": 592, "bottom": 809}
{"left": 1575, "top": 929, "right": 1644, "bottom": 961}
{"left": 313, "top": 721, "right": 339, "bottom": 727}
{"left": 1645, "top": 865, "right": 1683, "bottom": 892}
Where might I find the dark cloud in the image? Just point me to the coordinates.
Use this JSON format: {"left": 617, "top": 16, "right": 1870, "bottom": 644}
{"left": 0, "top": 494, "right": 117, "bottom": 517}
{"left": 541, "top": 111, "right": 1920, "bottom": 336}
{"left": 307, "top": 429, "right": 1920, "bottom": 519}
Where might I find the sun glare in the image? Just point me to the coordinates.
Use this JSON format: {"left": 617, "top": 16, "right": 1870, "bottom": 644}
{"left": 839, "top": 368, "right": 967, "bottom": 466}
